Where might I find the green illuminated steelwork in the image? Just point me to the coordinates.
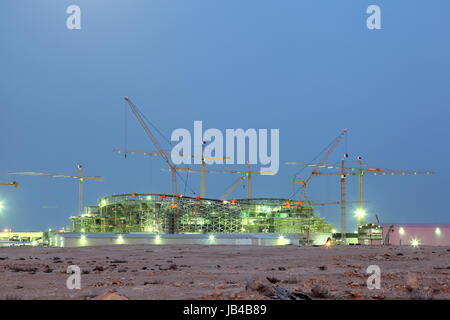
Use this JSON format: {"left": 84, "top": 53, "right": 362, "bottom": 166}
{"left": 70, "top": 194, "right": 334, "bottom": 234}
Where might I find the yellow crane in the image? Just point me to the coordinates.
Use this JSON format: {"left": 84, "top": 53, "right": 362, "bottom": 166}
{"left": 286, "top": 129, "right": 347, "bottom": 202}
{"left": 168, "top": 165, "right": 273, "bottom": 199}
{"left": 9, "top": 165, "right": 103, "bottom": 216}
{"left": 113, "top": 147, "right": 228, "bottom": 199}
{"left": 0, "top": 181, "right": 19, "bottom": 188}
{"left": 291, "top": 160, "right": 434, "bottom": 242}
{"left": 124, "top": 97, "right": 188, "bottom": 233}
{"left": 124, "top": 97, "right": 179, "bottom": 197}
{"left": 220, "top": 175, "right": 247, "bottom": 201}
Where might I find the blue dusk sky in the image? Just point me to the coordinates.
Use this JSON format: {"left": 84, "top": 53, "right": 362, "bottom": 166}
{"left": 0, "top": 0, "right": 449, "bottom": 232}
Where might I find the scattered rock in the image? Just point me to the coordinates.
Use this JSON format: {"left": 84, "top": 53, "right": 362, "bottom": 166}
{"left": 318, "top": 265, "right": 327, "bottom": 271}
{"left": 273, "top": 286, "right": 312, "bottom": 300}
{"left": 110, "top": 260, "right": 128, "bottom": 264}
{"left": 246, "top": 277, "right": 310, "bottom": 300}
{"left": 405, "top": 273, "right": 418, "bottom": 292}
{"left": 144, "top": 280, "right": 163, "bottom": 285}
{"left": 278, "top": 267, "right": 286, "bottom": 271}
{"left": 282, "top": 276, "right": 300, "bottom": 284}
{"left": 311, "top": 285, "right": 328, "bottom": 298}
{"left": 349, "top": 291, "right": 361, "bottom": 299}
{"left": 43, "top": 266, "right": 53, "bottom": 273}
{"left": 246, "top": 278, "right": 277, "bottom": 297}
{"left": 94, "top": 290, "right": 128, "bottom": 300}
{"left": 9, "top": 266, "right": 39, "bottom": 273}
{"left": 411, "top": 290, "right": 434, "bottom": 300}
{"left": 93, "top": 266, "right": 104, "bottom": 272}
{"left": 266, "top": 276, "right": 280, "bottom": 284}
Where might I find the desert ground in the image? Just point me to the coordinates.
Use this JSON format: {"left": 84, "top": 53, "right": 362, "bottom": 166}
{"left": 0, "top": 244, "right": 448, "bottom": 300}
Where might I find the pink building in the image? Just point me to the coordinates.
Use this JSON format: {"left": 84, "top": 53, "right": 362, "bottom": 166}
{"left": 381, "top": 223, "right": 450, "bottom": 246}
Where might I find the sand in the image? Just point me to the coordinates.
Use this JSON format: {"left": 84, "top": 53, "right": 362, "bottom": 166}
{"left": 0, "top": 244, "right": 448, "bottom": 300}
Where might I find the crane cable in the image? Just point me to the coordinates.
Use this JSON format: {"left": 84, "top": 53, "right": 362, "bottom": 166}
{"left": 290, "top": 132, "right": 346, "bottom": 199}
{"left": 128, "top": 101, "right": 197, "bottom": 196}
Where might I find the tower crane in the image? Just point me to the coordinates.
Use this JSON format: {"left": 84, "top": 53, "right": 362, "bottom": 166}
{"left": 113, "top": 147, "right": 228, "bottom": 199}
{"left": 124, "top": 97, "right": 186, "bottom": 233}
{"left": 9, "top": 165, "right": 103, "bottom": 216}
{"left": 0, "top": 181, "right": 19, "bottom": 188}
{"left": 164, "top": 165, "right": 273, "bottom": 199}
{"left": 286, "top": 129, "right": 347, "bottom": 203}
{"left": 220, "top": 175, "right": 247, "bottom": 201}
{"left": 290, "top": 160, "right": 434, "bottom": 242}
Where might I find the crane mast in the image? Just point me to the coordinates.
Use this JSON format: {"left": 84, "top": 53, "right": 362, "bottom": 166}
{"left": 289, "top": 129, "right": 347, "bottom": 202}
{"left": 9, "top": 166, "right": 103, "bottom": 217}
{"left": 124, "top": 97, "right": 178, "bottom": 198}
{"left": 124, "top": 97, "right": 180, "bottom": 233}
{"left": 306, "top": 161, "right": 434, "bottom": 243}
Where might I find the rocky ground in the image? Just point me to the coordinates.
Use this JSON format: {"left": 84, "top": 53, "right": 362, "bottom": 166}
{"left": 0, "top": 244, "right": 448, "bottom": 300}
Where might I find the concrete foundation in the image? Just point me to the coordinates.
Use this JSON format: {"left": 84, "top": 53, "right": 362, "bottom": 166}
{"left": 50, "top": 232, "right": 333, "bottom": 247}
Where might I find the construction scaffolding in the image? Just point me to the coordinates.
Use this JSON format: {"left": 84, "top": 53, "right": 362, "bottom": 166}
{"left": 70, "top": 194, "right": 334, "bottom": 234}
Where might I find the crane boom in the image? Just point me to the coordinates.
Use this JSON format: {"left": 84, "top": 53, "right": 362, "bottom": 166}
{"left": 162, "top": 166, "right": 273, "bottom": 199}
{"left": 124, "top": 97, "right": 175, "bottom": 172}
{"left": 0, "top": 181, "right": 19, "bottom": 188}
{"left": 220, "top": 175, "right": 246, "bottom": 201}
{"left": 124, "top": 96, "right": 180, "bottom": 232}
{"left": 113, "top": 148, "right": 228, "bottom": 160}
{"left": 170, "top": 168, "right": 273, "bottom": 175}
{"left": 286, "top": 162, "right": 435, "bottom": 175}
{"left": 301, "top": 160, "right": 434, "bottom": 242}
{"left": 289, "top": 129, "right": 347, "bottom": 201}
{"left": 9, "top": 166, "right": 103, "bottom": 216}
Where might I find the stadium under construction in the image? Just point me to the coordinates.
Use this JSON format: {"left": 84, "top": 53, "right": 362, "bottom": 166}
{"left": 9, "top": 98, "right": 434, "bottom": 247}
{"left": 54, "top": 193, "right": 336, "bottom": 247}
